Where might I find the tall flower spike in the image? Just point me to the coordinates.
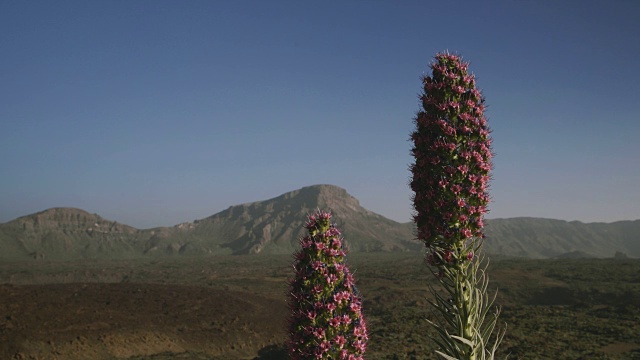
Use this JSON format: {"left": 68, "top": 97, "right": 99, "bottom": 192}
{"left": 288, "top": 210, "right": 367, "bottom": 360}
{"left": 410, "top": 52, "right": 505, "bottom": 360}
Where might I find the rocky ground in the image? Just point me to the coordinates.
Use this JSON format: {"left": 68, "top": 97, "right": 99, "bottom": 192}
{"left": 0, "top": 282, "right": 287, "bottom": 360}
{"left": 0, "top": 254, "right": 638, "bottom": 359}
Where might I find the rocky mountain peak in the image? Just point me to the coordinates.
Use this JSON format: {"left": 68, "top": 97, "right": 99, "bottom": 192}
{"left": 275, "top": 184, "right": 361, "bottom": 213}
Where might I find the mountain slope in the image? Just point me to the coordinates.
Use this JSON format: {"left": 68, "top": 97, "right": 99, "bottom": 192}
{"left": 0, "top": 208, "right": 145, "bottom": 260}
{"left": 483, "top": 217, "right": 640, "bottom": 258}
{"left": 146, "top": 184, "right": 420, "bottom": 255}
{"left": 0, "top": 185, "right": 638, "bottom": 261}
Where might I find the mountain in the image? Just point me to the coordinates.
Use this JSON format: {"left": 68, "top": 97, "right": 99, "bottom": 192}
{"left": 483, "top": 217, "right": 640, "bottom": 259}
{"left": 0, "top": 185, "right": 638, "bottom": 261}
{"left": 138, "top": 184, "right": 420, "bottom": 256}
{"left": 0, "top": 185, "right": 420, "bottom": 261}
{"left": 0, "top": 208, "right": 145, "bottom": 260}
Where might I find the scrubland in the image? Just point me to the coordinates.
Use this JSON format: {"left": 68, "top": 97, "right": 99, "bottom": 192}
{"left": 1, "top": 253, "right": 638, "bottom": 359}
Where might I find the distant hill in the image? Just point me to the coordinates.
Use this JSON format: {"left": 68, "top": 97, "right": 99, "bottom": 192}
{"left": 0, "top": 208, "right": 145, "bottom": 260}
{"left": 0, "top": 185, "right": 421, "bottom": 261}
{"left": 483, "top": 217, "right": 640, "bottom": 259}
{"left": 0, "top": 185, "right": 638, "bottom": 261}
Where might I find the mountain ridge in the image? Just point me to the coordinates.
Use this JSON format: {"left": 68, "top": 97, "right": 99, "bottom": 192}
{"left": 1, "top": 185, "right": 638, "bottom": 261}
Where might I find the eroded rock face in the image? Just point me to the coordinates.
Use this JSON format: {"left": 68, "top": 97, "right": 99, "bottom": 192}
{"left": 19, "top": 207, "right": 137, "bottom": 235}
{"left": 194, "top": 184, "right": 419, "bottom": 255}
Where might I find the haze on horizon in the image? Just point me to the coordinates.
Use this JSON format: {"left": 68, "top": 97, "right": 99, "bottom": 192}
{"left": 1, "top": 1, "right": 639, "bottom": 229}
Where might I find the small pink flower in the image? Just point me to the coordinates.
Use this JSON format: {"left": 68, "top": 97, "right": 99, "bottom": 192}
{"left": 329, "top": 317, "right": 341, "bottom": 327}
{"left": 306, "top": 311, "right": 316, "bottom": 320}
{"left": 354, "top": 340, "right": 367, "bottom": 352}
{"left": 344, "top": 273, "right": 355, "bottom": 287}
{"left": 304, "top": 215, "right": 317, "bottom": 229}
{"left": 324, "top": 227, "right": 341, "bottom": 238}
{"left": 350, "top": 302, "right": 361, "bottom": 312}
{"left": 444, "top": 125, "right": 456, "bottom": 136}
{"left": 324, "top": 248, "right": 340, "bottom": 257}
{"left": 300, "top": 236, "right": 312, "bottom": 248}
{"left": 354, "top": 325, "right": 366, "bottom": 338}
{"left": 334, "top": 335, "right": 347, "bottom": 347}
{"left": 318, "top": 211, "right": 332, "bottom": 220}
{"left": 463, "top": 74, "right": 474, "bottom": 84}
{"left": 445, "top": 71, "right": 458, "bottom": 80}
{"left": 443, "top": 250, "right": 453, "bottom": 263}
{"left": 325, "top": 273, "right": 338, "bottom": 285}
{"left": 312, "top": 327, "right": 325, "bottom": 339}
{"left": 319, "top": 340, "right": 330, "bottom": 350}
{"left": 325, "top": 302, "right": 336, "bottom": 311}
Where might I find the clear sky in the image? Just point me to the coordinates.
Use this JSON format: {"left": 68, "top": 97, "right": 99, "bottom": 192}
{"left": 1, "top": 1, "right": 639, "bottom": 228}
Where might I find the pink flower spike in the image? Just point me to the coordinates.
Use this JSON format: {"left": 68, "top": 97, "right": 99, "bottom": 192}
{"left": 288, "top": 209, "right": 367, "bottom": 358}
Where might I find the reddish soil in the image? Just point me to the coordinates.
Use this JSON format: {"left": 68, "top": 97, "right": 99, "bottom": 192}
{"left": 0, "top": 283, "right": 288, "bottom": 360}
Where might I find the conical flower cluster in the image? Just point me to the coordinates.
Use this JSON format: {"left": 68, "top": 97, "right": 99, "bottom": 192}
{"left": 410, "top": 52, "right": 503, "bottom": 360}
{"left": 288, "top": 210, "right": 367, "bottom": 360}
{"left": 410, "top": 52, "right": 492, "bottom": 265}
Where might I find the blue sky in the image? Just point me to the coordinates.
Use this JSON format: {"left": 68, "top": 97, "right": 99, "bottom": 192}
{"left": 1, "top": 1, "right": 639, "bottom": 228}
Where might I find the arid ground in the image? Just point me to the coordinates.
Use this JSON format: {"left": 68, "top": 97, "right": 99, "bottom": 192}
{"left": 1, "top": 253, "right": 639, "bottom": 359}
